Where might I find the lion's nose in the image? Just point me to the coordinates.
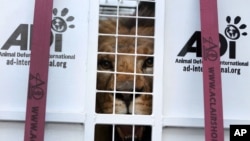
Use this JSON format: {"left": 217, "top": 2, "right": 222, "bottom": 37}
{"left": 116, "top": 80, "right": 134, "bottom": 92}
{"left": 116, "top": 80, "right": 144, "bottom": 92}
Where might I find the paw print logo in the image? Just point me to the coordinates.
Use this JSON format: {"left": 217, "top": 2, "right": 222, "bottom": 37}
{"left": 52, "top": 8, "right": 75, "bottom": 33}
{"left": 224, "top": 16, "right": 247, "bottom": 40}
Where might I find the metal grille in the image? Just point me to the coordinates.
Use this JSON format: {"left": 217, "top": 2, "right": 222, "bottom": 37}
{"left": 95, "top": 0, "right": 157, "bottom": 141}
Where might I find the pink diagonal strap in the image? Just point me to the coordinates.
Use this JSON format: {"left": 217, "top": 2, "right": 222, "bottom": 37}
{"left": 24, "top": 0, "right": 53, "bottom": 141}
{"left": 200, "top": 0, "right": 224, "bottom": 141}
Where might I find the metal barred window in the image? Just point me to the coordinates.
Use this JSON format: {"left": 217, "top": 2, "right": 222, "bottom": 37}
{"left": 85, "top": 0, "right": 164, "bottom": 141}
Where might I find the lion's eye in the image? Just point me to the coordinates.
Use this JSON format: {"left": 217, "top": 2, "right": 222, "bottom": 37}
{"left": 143, "top": 57, "right": 154, "bottom": 68}
{"left": 98, "top": 60, "right": 113, "bottom": 70}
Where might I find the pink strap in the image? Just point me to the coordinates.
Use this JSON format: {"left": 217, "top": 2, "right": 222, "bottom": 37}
{"left": 200, "top": 0, "right": 224, "bottom": 141}
{"left": 24, "top": 0, "right": 53, "bottom": 141}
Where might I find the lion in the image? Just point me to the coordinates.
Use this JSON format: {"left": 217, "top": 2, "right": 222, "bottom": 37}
{"left": 95, "top": 2, "right": 155, "bottom": 141}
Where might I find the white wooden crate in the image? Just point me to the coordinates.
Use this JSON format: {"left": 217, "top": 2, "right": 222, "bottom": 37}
{"left": 0, "top": 0, "right": 250, "bottom": 141}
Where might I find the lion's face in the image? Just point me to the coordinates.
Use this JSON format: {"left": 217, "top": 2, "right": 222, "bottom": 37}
{"left": 96, "top": 41, "right": 153, "bottom": 115}
{"left": 96, "top": 20, "right": 154, "bottom": 115}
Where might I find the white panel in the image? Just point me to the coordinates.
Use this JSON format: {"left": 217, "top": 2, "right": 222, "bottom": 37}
{"left": 0, "top": 122, "right": 85, "bottom": 141}
{"left": 163, "top": 0, "right": 250, "bottom": 127}
{"left": 0, "top": 0, "right": 88, "bottom": 121}
{"left": 162, "top": 127, "right": 230, "bottom": 141}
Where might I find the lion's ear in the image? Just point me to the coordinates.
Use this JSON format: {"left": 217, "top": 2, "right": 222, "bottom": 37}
{"left": 99, "top": 19, "right": 117, "bottom": 34}
{"left": 120, "top": 2, "right": 155, "bottom": 29}
{"left": 138, "top": 1, "right": 155, "bottom": 17}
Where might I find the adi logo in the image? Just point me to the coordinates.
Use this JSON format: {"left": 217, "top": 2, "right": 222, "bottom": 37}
{"left": 52, "top": 8, "right": 75, "bottom": 33}
{"left": 50, "top": 8, "right": 75, "bottom": 52}
{"left": 1, "top": 8, "right": 75, "bottom": 52}
{"left": 225, "top": 16, "right": 247, "bottom": 40}
{"left": 178, "top": 16, "right": 247, "bottom": 59}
